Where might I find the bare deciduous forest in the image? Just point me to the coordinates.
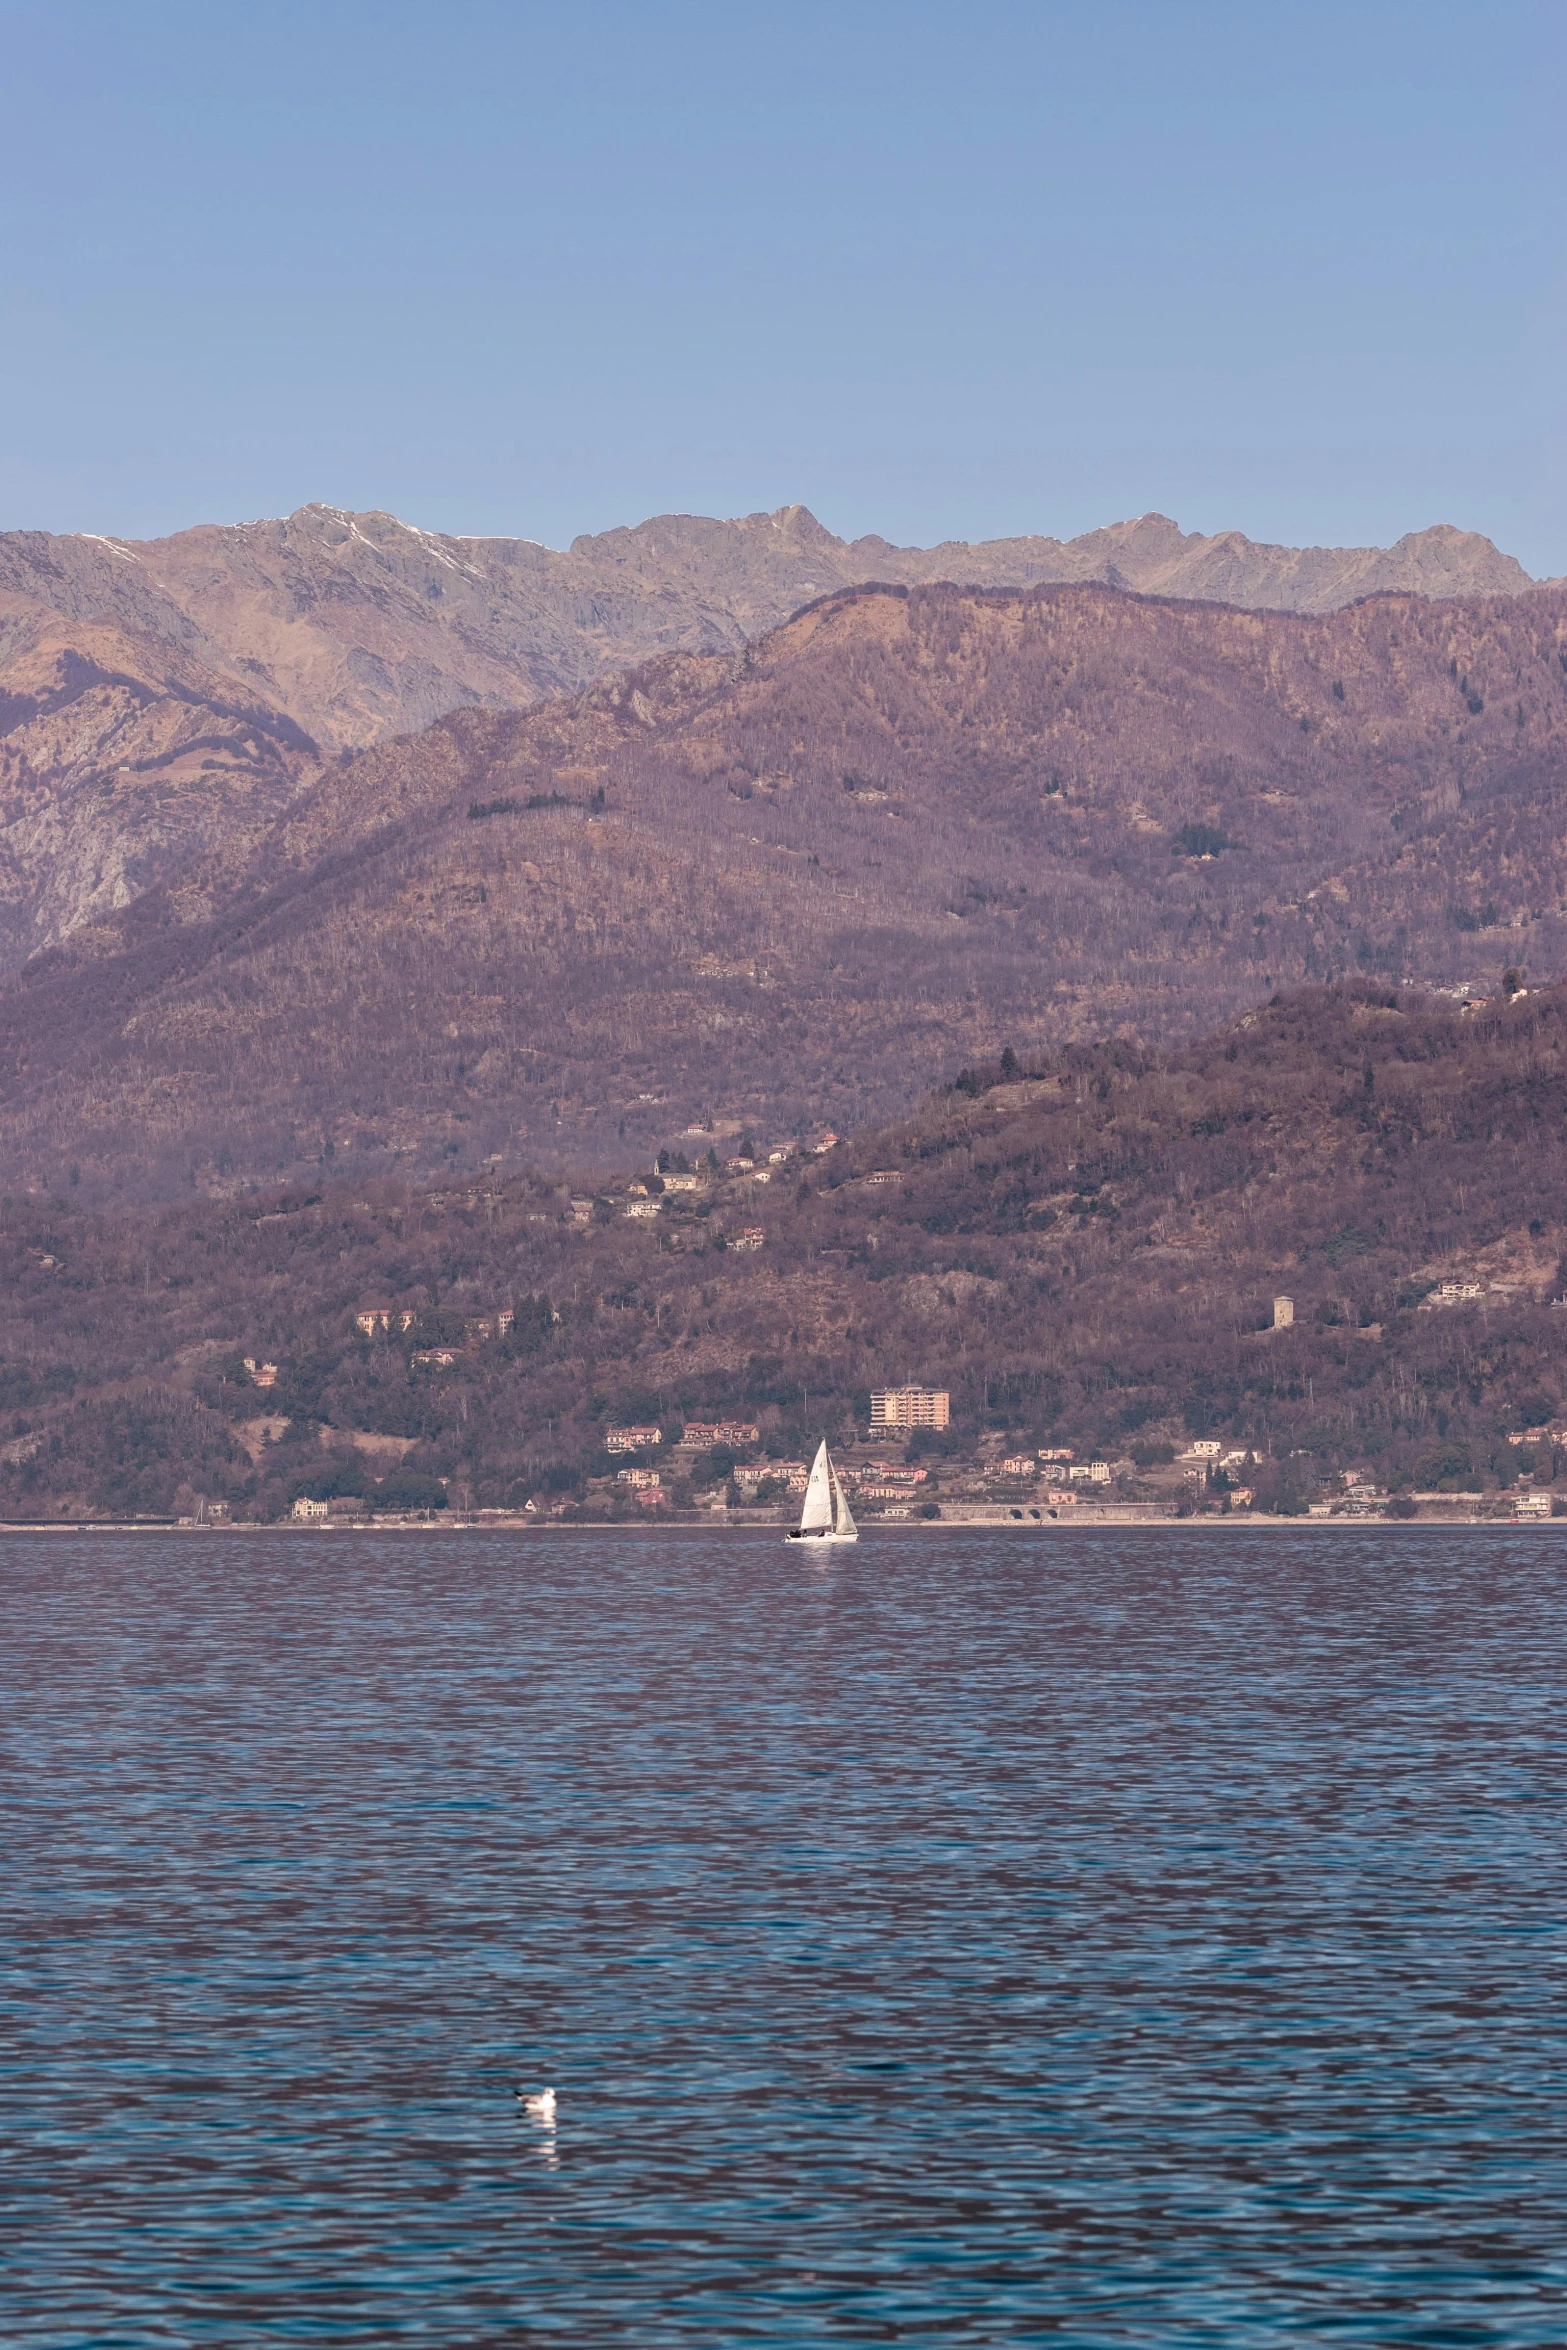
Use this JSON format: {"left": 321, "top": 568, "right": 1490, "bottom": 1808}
{"left": 4, "top": 980, "right": 1567, "bottom": 1521}
{"left": 4, "top": 579, "right": 1567, "bottom": 1204}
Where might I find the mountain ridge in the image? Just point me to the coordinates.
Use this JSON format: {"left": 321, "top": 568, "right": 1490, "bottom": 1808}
{"left": 1, "top": 501, "right": 1540, "bottom": 757}
{"left": 0, "top": 501, "right": 1543, "bottom": 971}
{"left": 4, "top": 574, "right": 1567, "bottom": 1205}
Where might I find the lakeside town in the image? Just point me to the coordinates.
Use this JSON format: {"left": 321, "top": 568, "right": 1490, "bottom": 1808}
{"left": 211, "top": 1377, "right": 1563, "bottom": 1533}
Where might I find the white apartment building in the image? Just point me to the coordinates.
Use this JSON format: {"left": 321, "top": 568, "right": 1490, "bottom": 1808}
{"left": 870, "top": 1386, "right": 950, "bottom": 1432}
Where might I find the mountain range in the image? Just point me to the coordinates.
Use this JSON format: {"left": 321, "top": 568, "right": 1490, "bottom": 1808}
{"left": 0, "top": 502, "right": 1543, "bottom": 976}
{"left": 1, "top": 568, "right": 1565, "bottom": 1204}
{"left": 0, "top": 502, "right": 1538, "bottom": 764}
{"left": 0, "top": 491, "right": 1564, "bottom": 1204}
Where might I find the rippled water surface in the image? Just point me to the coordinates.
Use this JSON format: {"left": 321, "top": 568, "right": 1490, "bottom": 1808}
{"left": 4, "top": 1528, "right": 1565, "bottom": 2344}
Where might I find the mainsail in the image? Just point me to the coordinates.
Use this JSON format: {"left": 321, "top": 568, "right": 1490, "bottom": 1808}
{"left": 799, "top": 1440, "right": 835, "bottom": 1531}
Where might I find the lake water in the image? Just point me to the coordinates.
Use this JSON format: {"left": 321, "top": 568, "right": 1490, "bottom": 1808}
{"left": 3, "top": 1528, "right": 1564, "bottom": 2345}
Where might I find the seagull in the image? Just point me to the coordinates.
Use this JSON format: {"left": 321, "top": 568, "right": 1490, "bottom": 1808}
{"left": 518, "top": 2086, "right": 557, "bottom": 2123}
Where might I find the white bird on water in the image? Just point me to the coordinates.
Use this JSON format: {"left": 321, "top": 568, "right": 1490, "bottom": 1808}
{"left": 519, "top": 2086, "right": 557, "bottom": 2123}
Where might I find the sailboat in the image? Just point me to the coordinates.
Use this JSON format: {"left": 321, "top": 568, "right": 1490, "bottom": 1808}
{"left": 786, "top": 1439, "right": 858, "bottom": 1547}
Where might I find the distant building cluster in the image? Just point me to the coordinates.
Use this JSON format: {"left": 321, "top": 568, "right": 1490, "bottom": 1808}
{"left": 355, "top": 1305, "right": 513, "bottom": 1346}
{"left": 735, "top": 1461, "right": 809, "bottom": 1492}
{"left": 853, "top": 1462, "right": 931, "bottom": 1499}
{"left": 605, "top": 1423, "right": 663, "bottom": 1454}
{"left": 870, "top": 1385, "right": 950, "bottom": 1431}
{"left": 679, "top": 1420, "right": 760, "bottom": 1449}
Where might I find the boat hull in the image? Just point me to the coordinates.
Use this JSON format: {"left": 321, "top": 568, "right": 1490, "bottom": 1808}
{"left": 785, "top": 1529, "right": 858, "bottom": 1547}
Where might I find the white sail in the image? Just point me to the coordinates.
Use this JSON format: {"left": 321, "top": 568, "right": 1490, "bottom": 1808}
{"left": 798, "top": 1440, "right": 835, "bottom": 1532}
{"left": 831, "top": 1460, "right": 857, "bottom": 1538}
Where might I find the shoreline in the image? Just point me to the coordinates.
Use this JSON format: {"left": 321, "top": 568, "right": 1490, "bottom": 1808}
{"left": 1, "top": 1513, "right": 1561, "bottom": 1535}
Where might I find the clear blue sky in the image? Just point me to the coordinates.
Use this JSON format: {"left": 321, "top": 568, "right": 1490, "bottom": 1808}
{"left": 2, "top": 0, "right": 1562, "bottom": 568}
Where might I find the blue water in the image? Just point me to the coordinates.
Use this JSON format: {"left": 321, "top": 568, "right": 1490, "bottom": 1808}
{"left": 3, "top": 1528, "right": 1564, "bottom": 2344}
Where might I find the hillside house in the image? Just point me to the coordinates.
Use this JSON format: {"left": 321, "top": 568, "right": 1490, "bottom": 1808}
{"left": 411, "top": 1348, "right": 457, "bottom": 1369}
{"left": 464, "top": 1311, "right": 515, "bottom": 1343}
{"left": 1273, "top": 1296, "right": 1294, "bottom": 1329}
{"left": 730, "top": 1228, "right": 765, "bottom": 1250}
{"left": 615, "top": 1466, "right": 661, "bottom": 1489}
{"left": 355, "top": 1307, "right": 416, "bottom": 1336}
{"left": 1045, "top": 1486, "right": 1078, "bottom": 1506}
{"left": 569, "top": 1198, "right": 594, "bottom": 1224}
{"left": 623, "top": 1199, "right": 662, "bottom": 1220}
{"left": 1000, "top": 1455, "right": 1037, "bottom": 1477}
{"left": 1039, "top": 1447, "right": 1074, "bottom": 1462}
{"left": 870, "top": 1385, "right": 950, "bottom": 1431}
{"left": 1066, "top": 1461, "right": 1112, "bottom": 1483}
{"left": 605, "top": 1424, "right": 662, "bottom": 1453}
{"left": 291, "top": 1497, "right": 330, "bottom": 1521}
{"left": 662, "top": 1172, "right": 700, "bottom": 1192}
{"left": 244, "top": 1357, "right": 279, "bottom": 1388}
{"left": 1515, "top": 1491, "right": 1552, "bottom": 1517}
{"left": 679, "top": 1420, "right": 760, "bottom": 1449}
{"left": 864, "top": 1169, "right": 903, "bottom": 1186}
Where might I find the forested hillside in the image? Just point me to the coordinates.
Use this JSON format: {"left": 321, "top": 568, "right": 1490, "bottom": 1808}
{"left": 4, "top": 979, "right": 1567, "bottom": 1522}
{"left": 3, "top": 577, "right": 1567, "bottom": 1203}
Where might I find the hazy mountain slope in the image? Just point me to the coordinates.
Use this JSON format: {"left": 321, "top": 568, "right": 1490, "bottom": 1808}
{"left": 0, "top": 606, "right": 319, "bottom": 967}
{"left": 0, "top": 501, "right": 1538, "bottom": 759}
{"left": 5, "top": 979, "right": 1567, "bottom": 1522}
{"left": 3, "top": 578, "right": 1566, "bottom": 1205}
{"left": 0, "top": 503, "right": 1538, "bottom": 966}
